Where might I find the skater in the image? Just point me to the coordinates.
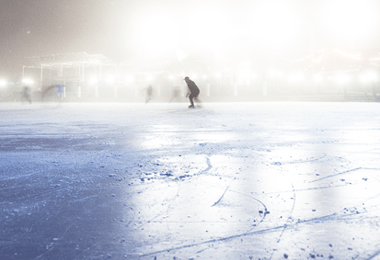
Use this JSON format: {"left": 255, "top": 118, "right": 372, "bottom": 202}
{"left": 169, "top": 86, "right": 181, "bottom": 103}
{"left": 41, "top": 84, "right": 60, "bottom": 101}
{"left": 145, "top": 85, "right": 154, "bottom": 103}
{"left": 22, "top": 86, "right": 32, "bottom": 104}
{"left": 184, "top": 76, "right": 200, "bottom": 108}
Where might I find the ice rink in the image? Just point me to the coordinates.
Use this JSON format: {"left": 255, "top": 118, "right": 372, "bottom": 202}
{"left": 1, "top": 102, "right": 380, "bottom": 260}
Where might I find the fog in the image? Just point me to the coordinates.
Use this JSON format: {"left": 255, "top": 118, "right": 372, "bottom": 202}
{"left": 2, "top": 0, "right": 380, "bottom": 96}
{"left": 1, "top": 1, "right": 380, "bottom": 259}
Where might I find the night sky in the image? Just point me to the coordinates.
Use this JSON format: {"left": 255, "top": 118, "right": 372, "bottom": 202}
{"left": 1, "top": 0, "right": 380, "bottom": 80}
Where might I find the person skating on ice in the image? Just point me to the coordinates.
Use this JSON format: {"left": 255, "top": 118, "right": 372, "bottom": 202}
{"left": 145, "top": 85, "right": 154, "bottom": 104}
{"left": 184, "top": 76, "right": 200, "bottom": 108}
{"left": 169, "top": 86, "right": 181, "bottom": 103}
{"left": 22, "top": 86, "right": 32, "bottom": 104}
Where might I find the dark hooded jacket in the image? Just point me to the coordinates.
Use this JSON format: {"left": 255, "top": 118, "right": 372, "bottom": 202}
{"left": 186, "top": 79, "right": 200, "bottom": 95}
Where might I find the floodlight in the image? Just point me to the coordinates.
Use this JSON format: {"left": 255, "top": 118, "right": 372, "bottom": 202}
{"left": 89, "top": 77, "right": 98, "bottom": 85}
{"left": 268, "top": 69, "right": 283, "bottom": 78}
{"left": 105, "top": 76, "right": 115, "bottom": 84}
{"left": 368, "top": 72, "right": 377, "bottom": 81}
{"left": 335, "top": 74, "right": 350, "bottom": 84}
{"left": 289, "top": 72, "right": 304, "bottom": 82}
{"left": 268, "top": 70, "right": 276, "bottom": 77}
{"left": 0, "top": 79, "right": 6, "bottom": 87}
{"left": 247, "top": 0, "right": 301, "bottom": 50}
{"left": 313, "top": 74, "right": 323, "bottom": 82}
{"left": 168, "top": 75, "right": 174, "bottom": 80}
{"left": 125, "top": 75, "right": 135, "bottom": 83}
{"left": 276, "top": 71, "right": 284, "bottom": 77}
{"left": 238, "top": 69, "right": 251, "bottom": 79}
{"left": 179, "top": 5, "right": 236, "bottom": 53}
{"left": 136, "top": 13, "right": 177, "bottom": 56}
{"left": 360, "top": 71, "right": 378, "bottom": 83}
{"left": 22, "top": 78, "right": 34, "bottom": 85}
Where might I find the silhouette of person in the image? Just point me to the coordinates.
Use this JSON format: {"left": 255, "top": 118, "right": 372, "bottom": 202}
{"left": 169, "top": 86, "right": 181, "bottom": 103}
{"left": 145, "top": 85, "right": 154, "bottom": 103}
{"left": 41, "top": 84, "right": 59, "bottom": 101}
{"left": 184, "top": 77, "right": 200, "bottom": 108}
{"left": 22, "top": 86, "right": 32, "bottom": 104}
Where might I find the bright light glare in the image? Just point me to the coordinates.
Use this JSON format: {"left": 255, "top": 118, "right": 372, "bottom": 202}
{"left": 183, "top": 6, "right": 234, "bottom": 52}
{"left": 238, "top": 69, "right": 252, "bottom": 79}
{"left": 313, "top": 74, "right": 323, "bottom": 82}
{"left": 89, "top": 77, "right": 98, "bottom": 85}
{"left": 0, "top": 79, "right": 6, "bottom": 87}
{"left": 321, "top": 0, "right": 378, "bottom": 41}
{"left": 268, "top": 69, "right": 283, "bottom": 78}
{"left": 289, "top": 72, "right": 304, "bottom": 82}
{"left": 137, "top": 14, "right": 177, "bottom": 56}
{"left": 335, "top": 74, "right": 350, "bottom": 84}
{"left": 105, "top": 76, "right": 115, "bottom": 84}
{"left": 248, "top": 0, "right": 300, "bottom": 50}
{"left": 22, "top": 78, "right": 34, "bottom": 85}
{"left": 360, "top": 71, "right": 378, "bottom": 83}
{"left": 125, "top": 75, "right": 134, "bottom": 83}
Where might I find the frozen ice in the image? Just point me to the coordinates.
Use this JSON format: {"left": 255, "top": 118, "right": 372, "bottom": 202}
{"left": 0, "top": 102, "right": 380, "bottom": 260}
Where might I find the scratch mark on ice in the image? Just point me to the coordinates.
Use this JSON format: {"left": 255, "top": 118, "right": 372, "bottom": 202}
{"left": 196, "top": 157, "right": 212, "bottom": 176}
{"left": 367, "top": 249, "right": 380, "bottom": 260}
{"left": 310, "top": 167, "right": 362, "bottom": 183}
{"left": 138, "top": 212, "right": 342, "bottom": 258}
{"left": 211, "top": 178, "right": 235, "bottom": 207}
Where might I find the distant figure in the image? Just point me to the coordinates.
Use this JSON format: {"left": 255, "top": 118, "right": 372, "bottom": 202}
{"left": 145, "top": 85, "right": 154, "bottom": 103}
{"left": 184, "top": 76, "right": 200, "bottom": 108}
{"left": 22, "top": 86, "right": 32, "bottom": 104}
{"left": 58, "top": 85, "right": 62, "bottom": 98}
{"left": 41, "top": 84, "right": 59, "bottom": 101}
{"left": 169, "top": 86, "right": 181, "bottom": 103}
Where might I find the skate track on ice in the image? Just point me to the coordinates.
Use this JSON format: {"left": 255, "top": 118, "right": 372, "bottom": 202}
{"left": 0, "top": 102, "right": 380, "bottom": 260}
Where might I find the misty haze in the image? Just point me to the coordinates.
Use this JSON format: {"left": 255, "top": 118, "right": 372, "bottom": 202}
{"left": 1, "top": 1, "right": 380, "bottom": 260}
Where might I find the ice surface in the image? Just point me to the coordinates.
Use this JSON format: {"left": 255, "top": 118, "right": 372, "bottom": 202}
{"left": 0, "top": 102, "right": 380, "bottom": 260}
